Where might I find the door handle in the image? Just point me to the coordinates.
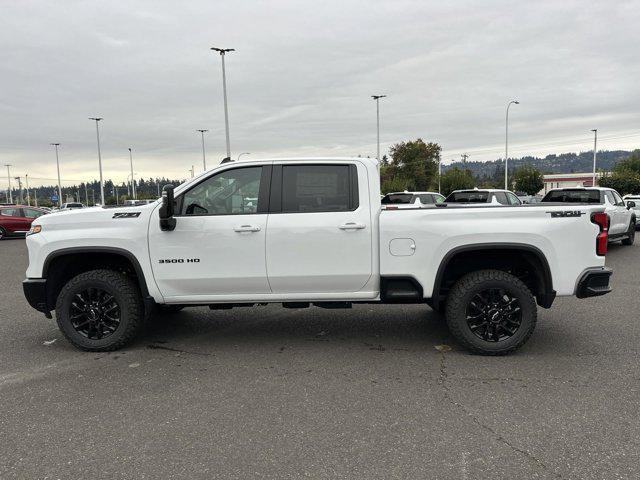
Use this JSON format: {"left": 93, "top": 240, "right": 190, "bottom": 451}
{"left": 234, "top": 225, "right": 261, "bottom": 232}
{"left": 338, "top": 222, "right": 366, "bottom": 230}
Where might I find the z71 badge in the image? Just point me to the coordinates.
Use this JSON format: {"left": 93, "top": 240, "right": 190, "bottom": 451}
{"left": 547, "top": 211, "right": 586, "bottom": 218}
{"left": 113, "top": 212, "right": 141, "bottom": 218}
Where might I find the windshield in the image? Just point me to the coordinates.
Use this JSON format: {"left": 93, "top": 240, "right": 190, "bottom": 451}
{"left": 381, "top": 193, "right": 413, "bottom": 204}
{"left": 541, "top": 190, "right": 601, "bottom": 203}
{"left": 445, "top": 191, "right": 490, "bottom": 203}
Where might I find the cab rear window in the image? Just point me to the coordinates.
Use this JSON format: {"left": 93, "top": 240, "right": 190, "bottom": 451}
{"left": 541, "top": 190, "right": 601, "bottom": 203}
{"left": 381, "top": 194, "right": 413, "bottom": 204}
{"left": 445, "top": 191, "right": 489, "bottom": 203}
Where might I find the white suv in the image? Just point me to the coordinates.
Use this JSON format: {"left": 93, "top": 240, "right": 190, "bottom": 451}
{"left": 542, "top": 187, "right": 636, "bottom": 244}
{"left": 444, "top": 189, "right": 522, "bottom": 205}
{"left": 381, "top": 191, "right": 445, "bottom": 209}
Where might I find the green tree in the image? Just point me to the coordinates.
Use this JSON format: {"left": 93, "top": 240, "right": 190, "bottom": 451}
{"left": 381, "top": 139, "right": 440, "bottom": 193}
{"left": 599, "top": 150, "right": 640, "bottom": 195}
{"left": 599, "top": 172, "right": 640, "bottom": 196}
{"left": 513, "top": 165, "right": 544, "bottom": 195}
{"left": 440, "top": 167, "right": 475, "bottom": 196}
{"left": 613, "top": 149, "right": 640, "bottom": 175}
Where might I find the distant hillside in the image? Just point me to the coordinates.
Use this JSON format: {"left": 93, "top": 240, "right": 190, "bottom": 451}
{"left": 443, "top": 150, "right": 633, "bottom": 178}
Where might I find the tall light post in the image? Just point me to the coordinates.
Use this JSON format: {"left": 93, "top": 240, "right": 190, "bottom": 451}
{"left": 372, "top": 95, "right": 386, "bottom": 162}
{"left": 4, "top": 164, "right": 12, "bottom": 204}
{"left": 211, "top": 47, "right": 235, "bottom": 160}
{"left": 25, "top": 173, "right": 30, "bottom": 206}
{"left": 89, "top": 117, "right": 105, "bottom": 205}
{"left": 591, "top": 129, "right": 598, "bottom": 187}
{"left": 196, "top": 129, "right": 208, "bottom": 171}
{"left": 50, "top": 143, "right": 63, "bottom": 207}
{"left": 237, "top": 152, "right": 250, "bottom": 161}
{"left": 505, "top": 100, "right": 519, "bottom": 190}
{"left": 128, "top": 147, "right": 136, "bottom": 200}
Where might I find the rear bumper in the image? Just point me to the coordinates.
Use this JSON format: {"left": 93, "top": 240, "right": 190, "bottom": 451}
{"left": 23, "top": 278, "right": 52, "bottom": 317}
{"left": 576, "top": 267, "right": 612, "bottom": 298}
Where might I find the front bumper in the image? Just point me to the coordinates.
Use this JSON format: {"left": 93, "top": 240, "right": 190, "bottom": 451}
{"left": 576, "top": 267, "right": 613, "bottom": 298}
{"left": 23, "top": 278, "right": 52, "bottom": 318}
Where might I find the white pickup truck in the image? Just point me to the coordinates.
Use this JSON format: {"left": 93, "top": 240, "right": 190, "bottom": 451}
{"left": 23, "top": 157, "right": 612, "bottom": 355}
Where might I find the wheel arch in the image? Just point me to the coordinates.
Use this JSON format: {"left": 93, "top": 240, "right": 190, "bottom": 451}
{"left": 42, "top": 247, "right": 150, "bottom": 311}
{"left": 431, "top": 243, "right": 555, "bottom": 310}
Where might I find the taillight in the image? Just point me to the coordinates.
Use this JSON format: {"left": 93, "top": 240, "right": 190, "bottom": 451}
{"left": 591, "top": 212, "right": 608, "bottom": 256}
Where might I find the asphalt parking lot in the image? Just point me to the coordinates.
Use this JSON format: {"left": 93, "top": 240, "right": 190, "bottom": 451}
{"left": 1, "top": 239, "right": 639, "bottom": 479}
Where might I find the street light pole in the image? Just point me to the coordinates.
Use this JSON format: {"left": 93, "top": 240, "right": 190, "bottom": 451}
{"left": 591, "top": 129, "right": 598, "bottom": 186}
{"left": 5, "top": 164, "right": 12, "bottom": 204}
{"left": 371, "top": 95, "right": 386, "bottom": 163}
{"left": 196, "top": 129, "right": 208, "bottom": 171}
{"left": 25, "top": 174, "right": 30, "bottom": 206}
{"left": 505, "top": 100, "right": 519, "bottom": 190}
{"left": 211, "top": 47, "right": 235, "bottom": 160}
{"left": 128, "top": 147, "right": 136, "bottom": 200}
{"left": 89, "top": 117, "right": 105, "bottom": 205}
{"left": 50, "top": 143, "right": 63, "bottom": 207}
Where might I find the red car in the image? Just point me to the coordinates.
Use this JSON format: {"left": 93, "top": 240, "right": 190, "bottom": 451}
{"left": 0, "top": 205, "right": 48, "bottom": 240}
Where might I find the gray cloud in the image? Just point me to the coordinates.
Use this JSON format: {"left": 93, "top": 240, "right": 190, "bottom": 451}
{"left": 1, "top": 0, "right": 639, "bottom": 187}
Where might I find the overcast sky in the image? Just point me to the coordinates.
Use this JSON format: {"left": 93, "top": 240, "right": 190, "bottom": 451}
{"left": 1, "top": 0, "right": 639, "bottom": 188}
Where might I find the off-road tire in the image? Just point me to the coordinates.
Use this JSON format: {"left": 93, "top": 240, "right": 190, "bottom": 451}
{"left": 621, "top": 220, "right": 636, "bottom": 245}
{"left": 55, "top": 269, "right": 144, "bottom": 351}
{"left": 445, "top": 269, "right": 537, "bottom": 355}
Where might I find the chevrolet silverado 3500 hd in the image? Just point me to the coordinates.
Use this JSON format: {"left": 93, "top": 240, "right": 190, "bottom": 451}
{"left": 23, "top": 158, "right": 612, "bottom": 354}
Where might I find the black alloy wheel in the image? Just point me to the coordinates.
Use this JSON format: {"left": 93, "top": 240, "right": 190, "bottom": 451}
{"left": 466, "top": 288, "right": 522, "bottom": 342}
{"left": 69, "top": 287, "right": 121, "bottom": 339}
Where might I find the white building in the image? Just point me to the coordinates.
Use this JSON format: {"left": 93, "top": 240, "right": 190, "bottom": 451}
{"left": 540, "top": 172, "right": 606, "bottom": 194}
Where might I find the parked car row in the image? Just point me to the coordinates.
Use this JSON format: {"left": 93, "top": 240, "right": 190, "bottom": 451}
{"left": 380, "top": 186, "right": 637, "bottom": 246}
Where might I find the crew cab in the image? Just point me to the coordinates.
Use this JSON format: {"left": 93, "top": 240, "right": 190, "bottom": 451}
{"left": 445, "top": 189, "right": 522, "bottom": 205}
{"left": 23, "top": 158, "right": 612, "bottom": 355}
{"left": 542, "top": 187, "right": 636, "bottom": 244}
{"left": 381, "top": 191, "right": 445, "bottom": 209}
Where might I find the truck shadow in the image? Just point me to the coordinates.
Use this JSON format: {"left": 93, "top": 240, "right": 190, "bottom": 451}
{"left": 142, "top": 304, "right": 453, "bottom": 353}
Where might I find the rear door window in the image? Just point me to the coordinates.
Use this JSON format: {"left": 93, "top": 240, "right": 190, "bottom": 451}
{"left": 612, "top": 191, "right": 625, "bottom": 206}
{"left": 604, "top": 191, "right": 617, "bottom": 205}
{"left": 506, "top": 193, "right": 521, "bottom": 205}
{"left": 0, "top": 208, "right": 20, "bottom": 217}
{"left": 281, "top": 165, "right": 357, "bottom": 213}
{"left": 495, "top": 192, "right": 509, "bottom": 205}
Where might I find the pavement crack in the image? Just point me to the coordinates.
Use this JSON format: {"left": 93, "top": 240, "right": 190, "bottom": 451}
{"left": 437, "top": 352, "right": 563, "bottom": 479}
{"left": 146, "top": 344, "right": 215, "bottom": 356}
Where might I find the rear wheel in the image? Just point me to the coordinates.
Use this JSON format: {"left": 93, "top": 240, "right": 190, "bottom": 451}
{"left": 622, "top": 220, "right": 636, "bottom": 245}
{"left": 0, "top": 227, "right": 5, "bottom": 240}
{"left": 445, "top": 270, "right": 537, "bottom": 355}
{"left": 55, "top": 269, "right": 144, "bottom": 351}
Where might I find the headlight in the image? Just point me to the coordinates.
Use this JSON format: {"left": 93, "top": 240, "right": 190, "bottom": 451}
{"left": 27, "top": 225, "right": 42, "bottom": 236}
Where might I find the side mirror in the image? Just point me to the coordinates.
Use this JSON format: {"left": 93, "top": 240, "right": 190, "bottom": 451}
{"left": 159, "top": 185, "right": 176, "bottom": 231}
{"left": 627, "top": 201, "right": 636, "bottom": 209}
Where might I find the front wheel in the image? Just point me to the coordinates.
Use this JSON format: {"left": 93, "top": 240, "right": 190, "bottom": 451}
{"left": 0, "top": 227, "right": 5, "bottom": 240}
{"left": 55, "top": 269, "right": 144, "bottom": 351}
{"left": 445, "top": 270, "right": 537, "bottom": 355}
